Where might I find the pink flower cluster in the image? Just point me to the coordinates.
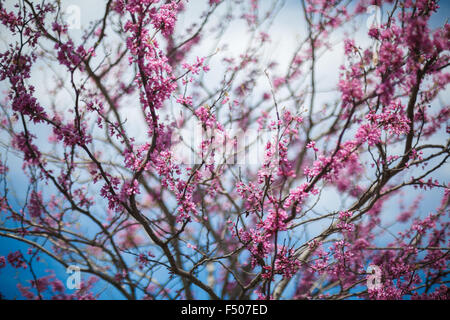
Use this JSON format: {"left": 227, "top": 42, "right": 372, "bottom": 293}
{"left": 27, "top": 191, "right": 43, "bottom": 218}
{"left": 149, "top": 1, "right": 179, "bottom": 38}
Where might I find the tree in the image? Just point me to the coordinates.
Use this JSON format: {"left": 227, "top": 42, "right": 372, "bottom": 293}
{"left": 0, "top": 0, "right": 448, "bottom": 300}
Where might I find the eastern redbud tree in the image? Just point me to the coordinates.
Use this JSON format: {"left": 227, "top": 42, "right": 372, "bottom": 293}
{"left": 0, "top": 0, "right": 448, "bottom": 300}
